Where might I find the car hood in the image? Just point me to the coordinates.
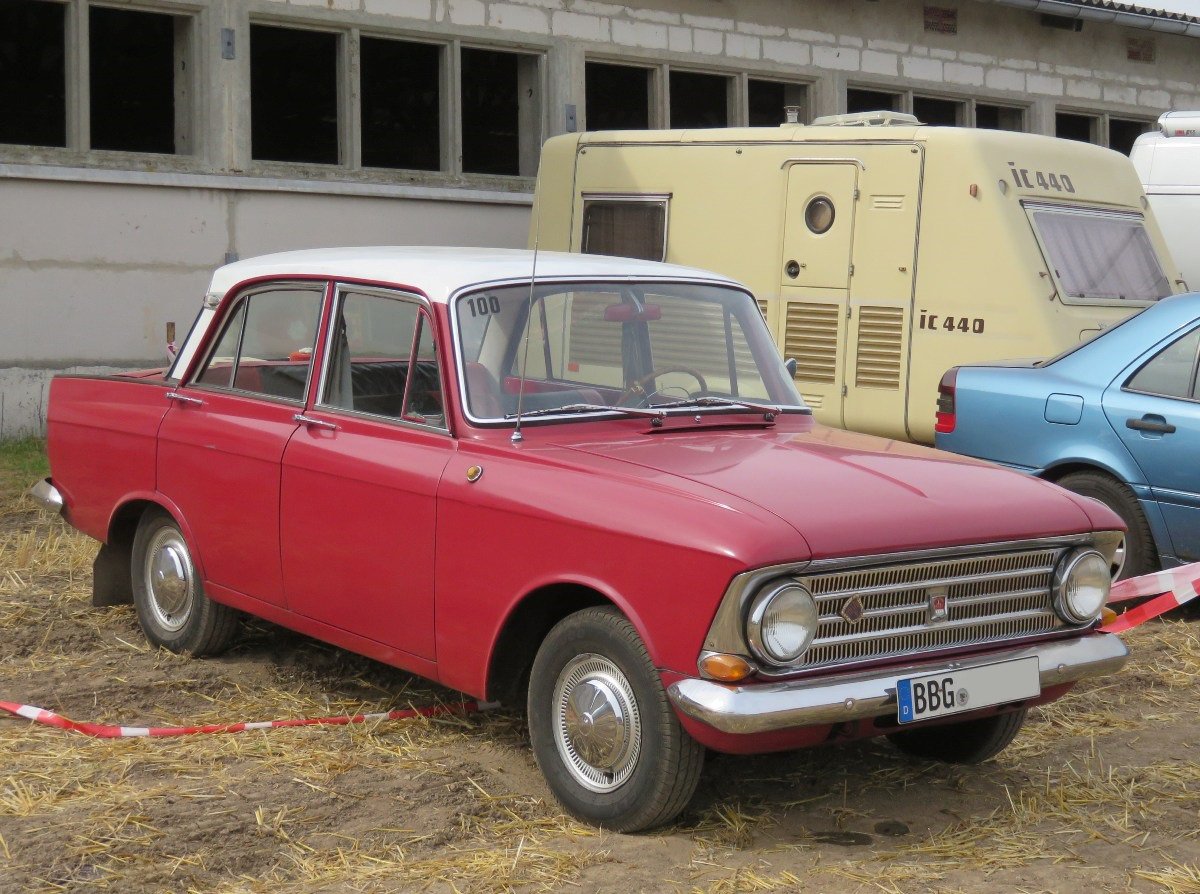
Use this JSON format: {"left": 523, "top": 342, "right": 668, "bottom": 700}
{"left": 559, "top": 424, "right": 1096, "bottom": 560}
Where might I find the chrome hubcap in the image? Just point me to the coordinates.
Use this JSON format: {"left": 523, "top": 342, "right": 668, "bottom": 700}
{"left": 553, "top": 654, "right": 641, "bottom": 793}
{"left": 145, "top": 528, "right": 194, "bottom": 632}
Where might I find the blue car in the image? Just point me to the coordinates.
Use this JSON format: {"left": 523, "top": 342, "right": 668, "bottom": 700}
{"left": 935, "top": 293, "right": 1200, "bottom": 579}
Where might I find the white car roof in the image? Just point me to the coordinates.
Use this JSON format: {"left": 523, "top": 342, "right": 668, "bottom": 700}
{"left": 207, "top": 246, "right": 741, "bottom": 303}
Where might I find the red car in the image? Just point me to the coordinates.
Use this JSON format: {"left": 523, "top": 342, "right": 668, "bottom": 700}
{"left": 32, "top": 247, "right": 1128, "bottom": 831}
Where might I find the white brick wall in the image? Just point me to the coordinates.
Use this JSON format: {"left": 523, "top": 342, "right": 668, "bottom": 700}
{"left": 763, "top": 38, "right": 809, "bottom": 66}
{"left": 861, "top": 50, "right": 898, "bottom": 77}
{"left": 612, "top": 18, "right": 667, "bottom": 49}
{"left": 488, "top": 3, "right": 548, "bottom": 32}
{"left": 813, "top": 45, "right": 860, "bottom": 72}
{"left": 944, "top": 62, "right": 984, "bottom": 87}
{"left": 725, "top": 33, "right": 761, "bottom": 60}
{"left": 1027, "top": 74, "right": 1065, "bottom": 96}
{"left": 552, "top": 10, "right": 608, "bottom": 41}
{"left": 447, "top": 0, "right": 485, "bottom": 25}
{"left": 902, "top": 56, "right": 943, "bottom": 81}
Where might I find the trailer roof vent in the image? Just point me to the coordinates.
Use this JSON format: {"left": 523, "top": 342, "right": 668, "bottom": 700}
{"left": 812, "top": 110, "right": 920, "bottom": 128}
{"left": 1158, "top": 111, "right": 1200, "bottom": 137}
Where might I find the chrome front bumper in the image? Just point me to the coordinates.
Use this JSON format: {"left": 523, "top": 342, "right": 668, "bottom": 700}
{"left": 27, "top": 478, "right": 64, "bottom": 514}
{"left": 667, "top": 634, "right": 1129, "bottom": 735}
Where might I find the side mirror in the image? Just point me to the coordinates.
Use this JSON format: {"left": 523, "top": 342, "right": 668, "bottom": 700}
{"left": 785, "top": 357, "right": 798, "bottom": 378}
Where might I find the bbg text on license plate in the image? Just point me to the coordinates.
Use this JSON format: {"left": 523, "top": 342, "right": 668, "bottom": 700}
{"left": 896, "top": 656, "right": 1040, "bottom": 724}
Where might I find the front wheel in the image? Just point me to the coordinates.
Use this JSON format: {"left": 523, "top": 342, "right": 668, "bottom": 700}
{"left": 527, "top": 607, "right": 704, "bottom": 832}
{"left": 131, "top": 509, "right": 239, "bottom": 656}
{"left": 887, "top": 707, "right": 1027, "bottom": 764}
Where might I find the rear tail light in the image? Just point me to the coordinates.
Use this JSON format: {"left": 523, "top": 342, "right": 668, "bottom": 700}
{"left": 935, "top": 368, "right": 958, "bottom": 434}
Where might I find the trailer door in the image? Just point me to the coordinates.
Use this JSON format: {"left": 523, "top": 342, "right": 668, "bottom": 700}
{"left": 843, "top": 146, "right": 921, "bottom": 439}
{"left": 779, "top": 161, "right": 859, "bottom": 427}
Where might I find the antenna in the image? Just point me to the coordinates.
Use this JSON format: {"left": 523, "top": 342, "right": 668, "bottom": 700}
{"left": 511, "top": 206, "right": 542, "bottom": 444}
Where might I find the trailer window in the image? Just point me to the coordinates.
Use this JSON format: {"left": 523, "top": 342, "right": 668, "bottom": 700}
{"left": 581, "top": 198, "right": 667, "bottom": 262}
{"left": 1029, "top": 207, "right": 1171, "bottom": 303}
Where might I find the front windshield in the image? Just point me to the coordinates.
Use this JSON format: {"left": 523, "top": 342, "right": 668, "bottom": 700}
{"left": 454, "top": 280, "right": 805, "bottom": 421}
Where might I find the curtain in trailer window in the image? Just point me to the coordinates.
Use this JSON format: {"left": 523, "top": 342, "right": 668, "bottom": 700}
{"left": 581, "top": 200, "right": 666, "bottom": 261}
{"left": 1030, "top": 208, "right": 1171, "bottom": 302}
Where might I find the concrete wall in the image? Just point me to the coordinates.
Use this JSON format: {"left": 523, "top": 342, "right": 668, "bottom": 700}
{"left": 0, "top": 171, "right": 530, "bottom": 436}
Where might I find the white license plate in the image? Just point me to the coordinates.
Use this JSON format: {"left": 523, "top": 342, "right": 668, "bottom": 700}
{"left": 896, "top": 656, "right": 1040, "bottom": 724}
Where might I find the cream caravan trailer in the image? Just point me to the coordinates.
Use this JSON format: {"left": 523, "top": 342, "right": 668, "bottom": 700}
{"left": 532, "top": 113, "right": 1183, "bottom": 443}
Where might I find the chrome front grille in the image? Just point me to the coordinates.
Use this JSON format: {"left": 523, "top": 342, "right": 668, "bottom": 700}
{"left": 795, "top": 547, "right": 1066, "bottom": 671}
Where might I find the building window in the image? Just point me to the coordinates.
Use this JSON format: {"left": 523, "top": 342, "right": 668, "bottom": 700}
{"left": 976, "top": 104, "right": 1024, "bottom": 131}
{"left": 251, "top": 25, "right": 339, "bottom": 165}
{"left": 361, "top": 37, "right": 441, "bottom": 171}
{"left": 913, "top": 95, "right": 964, "bottom": 126}
{"left": 847, "top": 88, "right": 901, "bottom": 114}
{"left": 1109, "top": 118, "right": 1153, "bottom": 156}
{"left": 748, "top": 79, "right": 808, "bottom": 126}
{"left": 0, "top": 0, "right": 66, "bottom": 148}
{"left": 670, "top": 70, "right": 730, "bottom": 128}
{"left": 586, "top": 62, "right": 651, "bottom": 130}
{"left": 461, "top": 46, "right": 540, "bottom": 176}
{"left": 90, "top": 6, "right": 184, "bottom": 154}
{"left": 1056, "top": 112, "right": 1098, "bottom": 144}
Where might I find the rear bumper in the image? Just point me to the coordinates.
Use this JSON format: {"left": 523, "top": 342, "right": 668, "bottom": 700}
{"left": 667, "top": 633, "right": 1128, "bottom": 735}
{"left": 27, "top": 478, "right": 64, "bottom": 514}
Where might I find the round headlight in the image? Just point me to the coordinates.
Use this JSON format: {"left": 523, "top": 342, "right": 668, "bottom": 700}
{"left": 1053, "top": 549, "right": 1111, "bottom": 624}
{"left": 747, "top": 582, "right": 819, "bottom": 665}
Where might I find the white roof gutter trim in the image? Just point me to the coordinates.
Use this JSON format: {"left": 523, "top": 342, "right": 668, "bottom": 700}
{"left": 984, "top": 0, "right": 1200, "bottom": 36}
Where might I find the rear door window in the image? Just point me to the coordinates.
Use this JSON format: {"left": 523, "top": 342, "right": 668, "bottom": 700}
{"left": 320, "top": 287, "right": 446, "bottom": 429}
{"left": 192, "top": 285, "right": 324, "bottom": 401}
{"left": 1125, "top": 327, "right": 1200, "bottom": 400}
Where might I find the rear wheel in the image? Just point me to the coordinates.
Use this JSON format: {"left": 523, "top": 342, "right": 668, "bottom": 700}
{"left": 527, "top": 607, "right": 704, "bottom": 832}
{"left": 131, "top": 509, "right": 238, "bottom": 656}
{"left": 888, "top": 708, "right": 1027, "bottom": 764}
{"left": 1056, "top": 471, "right": 1157, "bottom": 580}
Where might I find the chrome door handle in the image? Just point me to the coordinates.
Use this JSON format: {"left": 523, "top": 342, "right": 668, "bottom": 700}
{"left": 1126, "top": 416, "right": 1176, "bottom": 434}
{"left": 293, "top": 413, "right": 338, "bottom": 431}
{"left": 165, "top": 392, "right": 204, "bottom": 406}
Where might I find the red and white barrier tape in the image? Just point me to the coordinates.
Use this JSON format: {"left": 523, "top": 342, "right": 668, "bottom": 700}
{"left": 3, "top": 564, "right": 1197, "bottom": 739}
{"left": 0, "top": 698, "right": 496, "bottom": 739}
{"left": 1101, "top": 561, "right": 1200, "bottom": 634}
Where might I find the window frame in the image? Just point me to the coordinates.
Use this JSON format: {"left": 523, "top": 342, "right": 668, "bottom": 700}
{"left": 187, "top": 280, "right": 327, "bottom": 406}
{"left": 314, "top": 284, "right": 450, "bottom": 433}
{"left": 244, "top": 18, "right": 546, "bottom": 180}
{"left": 579, "top": 193, "right": 670, "bottom": 263}
{"left": 0, "top": 0, "right": 198, "bottom": 157}
{"left": 845, "top": 82, "right": 1030, "bottom": 132}
{"left": 1024, "top": 202, "right": 1172, "bottom": 307}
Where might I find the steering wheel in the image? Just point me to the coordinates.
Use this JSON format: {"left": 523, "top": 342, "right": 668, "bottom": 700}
{"left": 619, "top": 365, "right": 708, "bottom": 406}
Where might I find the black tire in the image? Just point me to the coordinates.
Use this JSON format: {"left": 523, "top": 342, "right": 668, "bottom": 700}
{"left": 131, "top": 508, "right": 238, "bottom": 656}
{"left": 888, "top": 707, "right": 1027, "bottom": 764}
{"left": 1056, "top": 471, "right": 1157, "bottom": 580}
{"left": 527, "top": 606, "right": 704, "bottom": 832}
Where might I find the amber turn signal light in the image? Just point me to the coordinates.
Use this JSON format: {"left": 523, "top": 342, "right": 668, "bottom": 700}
{"left": 1100, "top": 606, "right": 1118, "bottom": 627}
{"left": 699, "top": 653, "right": 754, "bottom": 682}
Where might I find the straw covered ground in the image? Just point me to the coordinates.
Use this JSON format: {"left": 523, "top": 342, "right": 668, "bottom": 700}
{"left": 0, "top": 439, "right": 1197, "bottom": 893}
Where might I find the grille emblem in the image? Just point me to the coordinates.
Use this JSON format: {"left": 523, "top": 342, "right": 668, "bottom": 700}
{"left": 927, "top": 587, "right": 949, "bottom": 624}
{"left": 840, "top": 596, "right": 865, "bottom": 625}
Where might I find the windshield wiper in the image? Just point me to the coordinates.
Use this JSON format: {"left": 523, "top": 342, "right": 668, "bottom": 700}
{"left": 648, "top": 396, "right": 783, "bottom": 416}
{"left": 505, "top": 403, "right": 665, "bottom": 420}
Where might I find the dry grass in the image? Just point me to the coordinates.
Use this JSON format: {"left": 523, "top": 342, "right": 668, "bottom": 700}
{"left": 1, "top": 440, "right": 1198, "bottom": 893}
